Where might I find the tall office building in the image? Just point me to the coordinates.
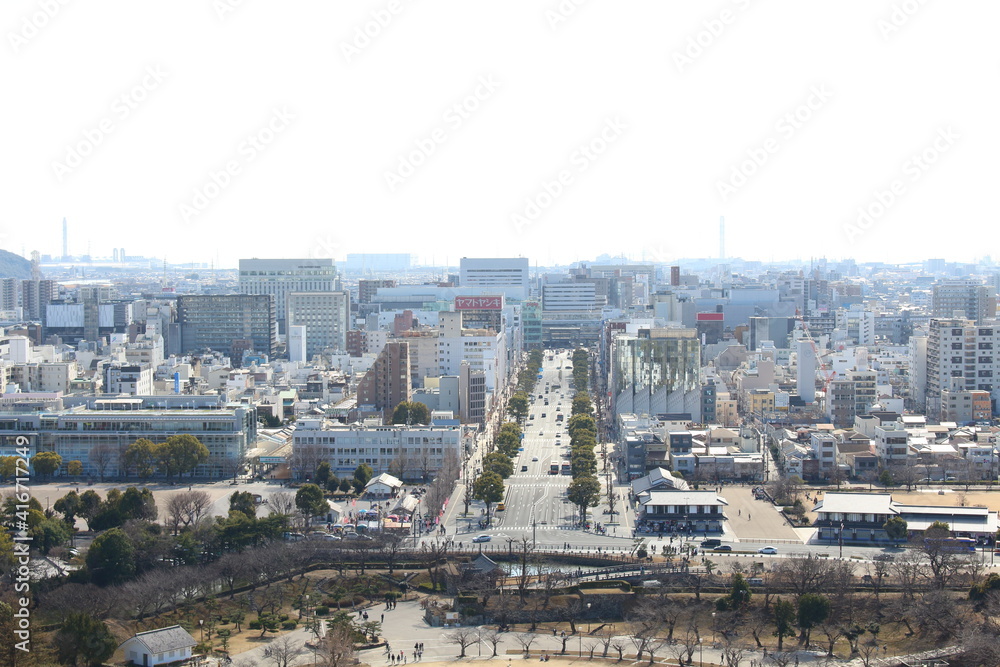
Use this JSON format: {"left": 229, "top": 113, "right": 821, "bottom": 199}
{"left": 459, "top": 257, "right": 530, "bottom": 300}
{"left": 286, "top": 291, "right": 349, "bottom": 359}
{"left": 357, "top": 342, "right": 411, "bottom": 422}
{"left": 238, "top": 258, "right": 338, "bottom": 333}
{"left": 177, "top": 294, "right": 276, "bottom": 362}
{"left": 932, "top": 279, "right": 996, "bottom": 324}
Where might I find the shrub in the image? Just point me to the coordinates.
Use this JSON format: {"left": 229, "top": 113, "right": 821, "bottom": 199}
{"left": 248, "top": 621, "right": 262, "bottom": 630}
{"left": 279, "top": 614, "right": 289, "bottom": 622}
{"left": 315, "top": 606, "right": 329, "bottom": 616}
{"left": 282, "top": 621, "right": 297, "bottom": 630}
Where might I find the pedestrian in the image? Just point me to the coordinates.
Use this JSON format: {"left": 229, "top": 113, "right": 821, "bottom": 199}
{"left": 748, "top": 513, "right": 751, "bottom": 520}
{"left": 382, "top": 613, "right": 385, "bottom": 622}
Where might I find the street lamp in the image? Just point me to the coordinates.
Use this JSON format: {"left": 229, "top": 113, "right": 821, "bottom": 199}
{"left": 711, "top": 612, "right": 716, "bottom": 645}
{"left": 586, "top": 603, "right": 592, "bottom": 633}
{"left": 198, "top": 619, "right": 204, "bottom": 644}
{"left": 697, "top": 638, "right": 703, "bottom": 666}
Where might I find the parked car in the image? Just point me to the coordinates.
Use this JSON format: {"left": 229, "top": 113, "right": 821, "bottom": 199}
{"left": 758, "top": 546, "right": 778, "bottom": 555}
{"left": 472, "top": 535, "right": 492, "bottom": 543}
{"left": 496, "top": 503, "right": 506, "bottom": 512}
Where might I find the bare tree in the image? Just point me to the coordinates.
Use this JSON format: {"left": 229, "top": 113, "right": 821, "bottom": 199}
{"left": 720, "top": 637, "right": 747, "bottom": 667}
{"left": 481, "top": 628, "right": 503, "bottom": 657}
{"left": 515, "top": 632, "right": 538, "bottom": 657}
{"left": 317, "top": 622, "right": 357, "bottom": 667}
{"left": 89, "top": 443, "right": 115, "bottom": 481}
{"left": 165, "top": 490, "right": 212, "bottom": 534}
{"left": 610, "top": 637, "right": 629, "bottom": 662}
{"left": 263, "top": 635, "right": 304, "bottom": 667}
{"left": 891, "top": 549, "right": 927, "bottom": 601}
{"left": 771, "top": 556, "right": 848, "bottom": 597}
{"left": 448, "top": 627, "right": 478, "bottom": 658}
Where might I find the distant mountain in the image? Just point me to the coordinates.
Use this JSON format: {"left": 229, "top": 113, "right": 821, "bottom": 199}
{"left": 0, "top": 249, "right": 31, "bottom": 279}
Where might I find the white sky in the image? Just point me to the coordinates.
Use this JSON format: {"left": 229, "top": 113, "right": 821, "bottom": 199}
{"left": 2, "top": 1, "right": 997, "bottom": 268}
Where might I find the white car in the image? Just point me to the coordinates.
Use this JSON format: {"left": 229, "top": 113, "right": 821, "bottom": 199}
{"left": 758, "top": 546, "right": 778, "bottom": 555}
{"left": 472, "top": 534, "right": 492, "bottom": 543}
{"left": 532, "top": 457, "right": 539, "bottom": 461}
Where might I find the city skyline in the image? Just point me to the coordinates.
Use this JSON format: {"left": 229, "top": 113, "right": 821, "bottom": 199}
{"left": 3, "top": 2, "right": 998, "bottom": 268}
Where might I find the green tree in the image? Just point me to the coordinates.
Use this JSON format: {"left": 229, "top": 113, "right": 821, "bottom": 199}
{"left": 796, "top": 593, "right": 831, "bottom": 646}
{"left": 123, "top": 438, "right": 158, "bottom": 478}
{"left": 0, "top": 455, "right": 18, "bottom": 481}
{"left": 571, "top": 451, "right": 597, "bottom": 478}
{"left": 571, "top": 393, "right": 592, "bottom": 416}
{"left": 772, "top": 597, "right": 796, "bottom": 650}
{"left": 339, "top": 478, "right": 353, "bottom": 494}
{"left": 296, "top": 484, "right": 328, "bottom": 526}
{"left": 230, "top": 491, "right": 258, "bottom": 519}
{"left": 32, "top": 516, "right": 71, "bottom": 554}
{"left": 86, "top": 528, "right": 136, "bottom": 586}
{"left": 567, "top": 475, "right": 601, "bottom": 524}
{"left": 31, "top": 451, "right": 62, "bottom": 479}
{"left": 879, "top": 469, "right": 893, "bottom": 487}
{"left": 67, "top": 460, "right": 84, "bottom": 477}
{"left": 54, "top": 491, "right": 82, "bottom": 526}
{"left": 883, "top": 516, "right": 908, "bottom": 542}
{"left": 158, "top": 434, "right": 210, "bottom": 479}
{"left": 472, "top": 471, "right": 505, "bottom": 517}
{"left": 315, "top": 461, "right": 332, "bottom": 485}
{"left": 508, "top": 391, "right": 529, "bottom": 423}
{"left": 717, "top": 572, "right": 753, "bottom": 611}
{"left": 495, "top": 431, "right": 520, "bottom": 459}
{"left": 353, "top": 463, "right": 374, "bottom": 493}
{"left": 483, "top": 452, "right": 513, "bottom": 479}
{"left": 78, "top": 490, "right": 102, "bottom": 529}
{"left": 118, "top": 486, "right": 157, "bottom": 522}
{"left": 391, "top": 401, "right": 430, "bottom": 425}
{"left": 53, "top": 612, "right": 117, "bottom": 666}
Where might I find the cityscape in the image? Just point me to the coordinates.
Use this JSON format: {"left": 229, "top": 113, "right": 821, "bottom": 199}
{"left": 5, "top": 1, "right": 1000, "bottom": 666}
{"left": 3, "top": 249, "right": 1000, "bottom": 666}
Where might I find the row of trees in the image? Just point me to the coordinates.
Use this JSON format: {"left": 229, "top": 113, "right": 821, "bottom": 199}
{"left": 571, "top": 348, "right": 589, "bottom": 392}
{"left": 472, "top": 421, "right": 523, "bottom": 516}
{"left": 566, "top": 385, "right": 601, "bottom": 524}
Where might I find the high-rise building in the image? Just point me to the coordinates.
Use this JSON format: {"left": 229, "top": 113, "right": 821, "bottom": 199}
{"left": 177, "top": 294, "right": 276, "bottom": 361}
{"left": 925, "top": 318, "right": 998, "bottom": 418}
{"left": 459, "top": 257, "right": 530, "bottom": 300}
{"left": 21, "top": 279, "right": 56, "bottom": 321}
{"left": 286, "top": 291, "right": 349, "bottom": 359}
{"left": 238, "top": 258, "right": 337, "bottom": 333}
{"left": 0, "top": 278, "right": 19, "bottom": 312}
{"left": 356, "top": 341, "right": 411, "bottom": 422}
{"left": 932, "top": 279, "right": 996, "bottom": 324}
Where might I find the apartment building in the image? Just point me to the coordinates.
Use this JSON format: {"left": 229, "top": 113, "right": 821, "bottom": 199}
{"left": 238, "top": 258, "right": 338, "bottom": 333}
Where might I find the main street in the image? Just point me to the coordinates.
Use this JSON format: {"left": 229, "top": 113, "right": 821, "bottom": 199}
{"left": 427, "top": 350, "right": 638, "bottom": 552}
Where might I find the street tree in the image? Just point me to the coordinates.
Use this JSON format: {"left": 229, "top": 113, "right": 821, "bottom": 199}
{"left": 483, "top": 452, "right": 513, "bottom": 479}
{"left": 165, "top": 490, "right": 212, "bottom": 534}
{"left": 508, "top": 391, "right": 529, "bottom": 422}
{"left": 472, "top": 471, "right": 504, "bottom": 517}
{"left": 567, "top": 475, "right": 601, "bottom": 525}
{"left": 67, "top": 460, "right": 83, "bottom": 477}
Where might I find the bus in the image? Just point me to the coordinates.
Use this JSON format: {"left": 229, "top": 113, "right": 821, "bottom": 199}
{"left": 560, "top": 462, "right": 572, "bottom": 475}
{"left": 924, "top": 537, "right": 975, "bottom": 553}
{"left": 549, "top": 461, "right": 560, "bottom": 475}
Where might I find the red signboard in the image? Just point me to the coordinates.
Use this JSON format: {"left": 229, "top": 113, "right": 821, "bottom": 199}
{"left": 696, "top": 312, "right": 724, "bottom": 321}
{"left": 455, "top": 296, "right": 503, "bottom": 310}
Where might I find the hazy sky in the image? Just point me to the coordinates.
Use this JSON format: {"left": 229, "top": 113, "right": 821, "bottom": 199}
{"left": 3, "top": 1, "right": 996, "bottom": 268}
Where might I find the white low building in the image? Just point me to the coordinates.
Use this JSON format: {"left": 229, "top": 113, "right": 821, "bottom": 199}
{"left": 119, "top": 625, "right": 197, "bottom": 667}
